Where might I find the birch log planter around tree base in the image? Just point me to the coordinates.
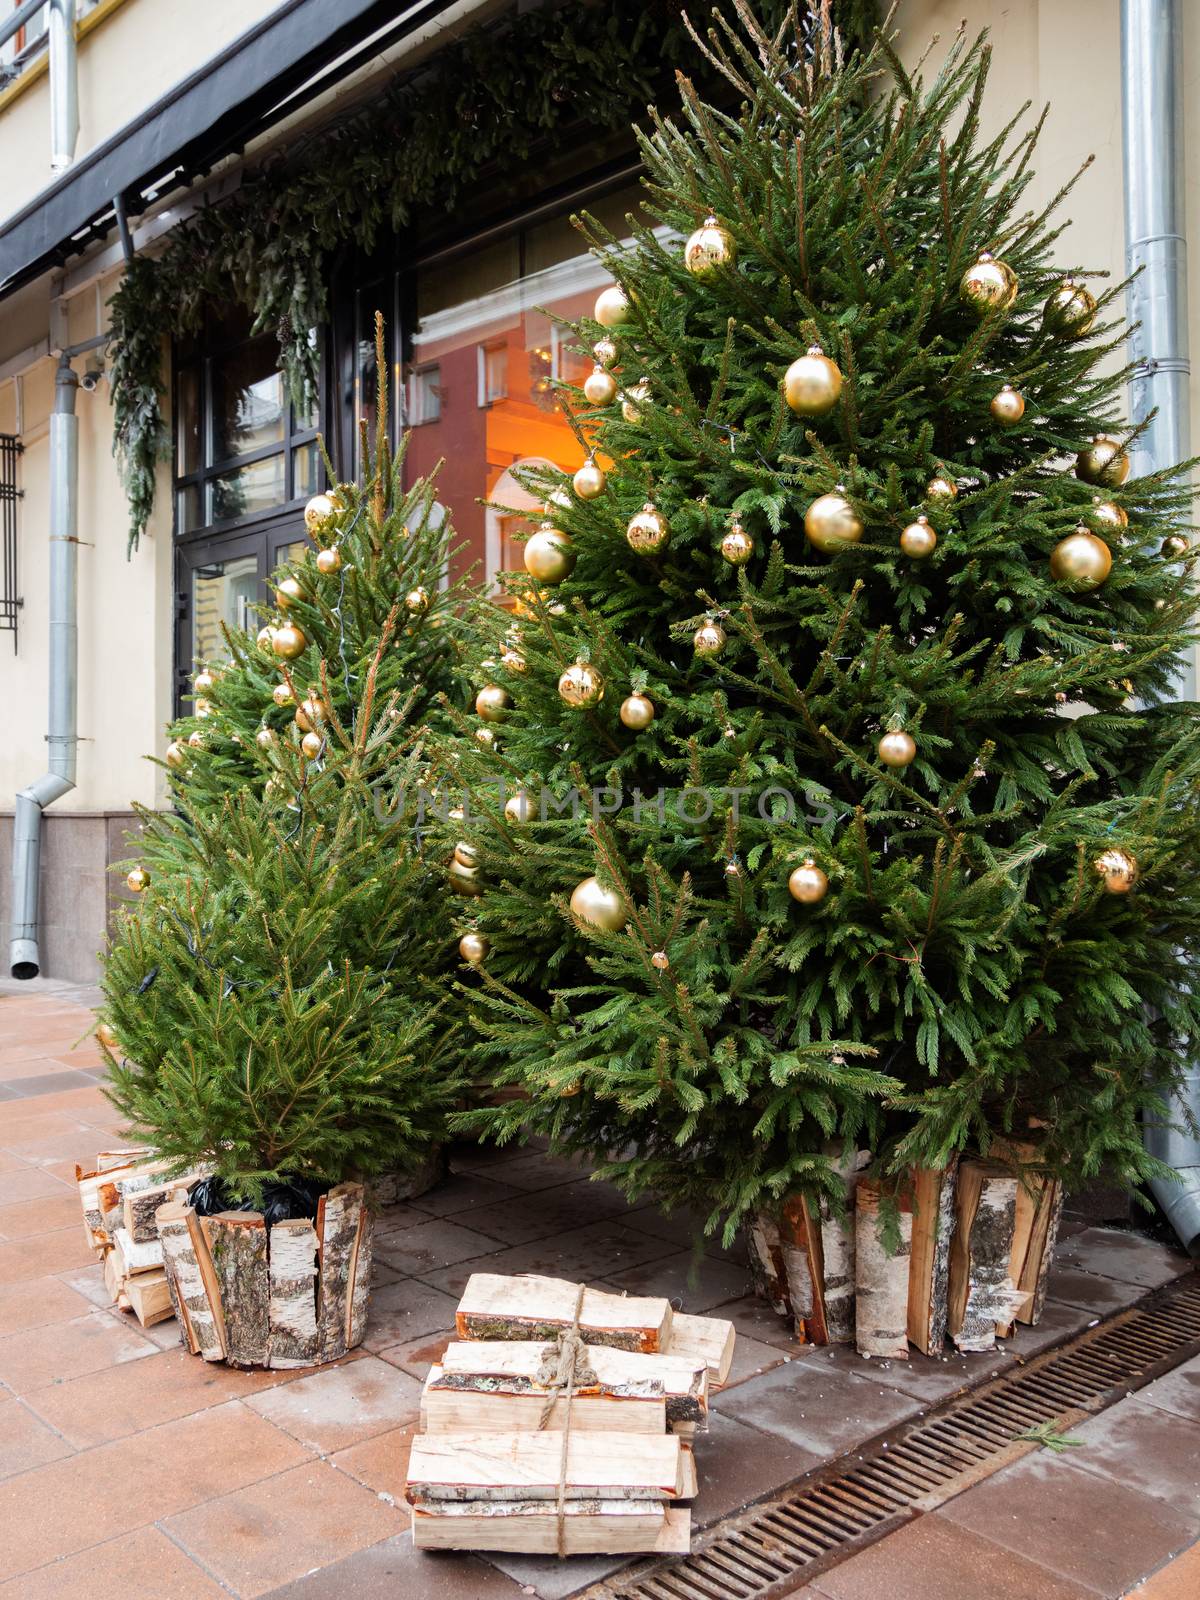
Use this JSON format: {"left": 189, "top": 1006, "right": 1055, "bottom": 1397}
{"left": 154, "top": 1181, "right": 373, "bottom": 1368}
{"left": 366, "top": 1145, "right": 447, "bottom": 1206}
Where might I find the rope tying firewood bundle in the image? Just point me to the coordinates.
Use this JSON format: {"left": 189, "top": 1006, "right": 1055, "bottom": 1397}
{"left": 535, "top": 1284, "right": 597, "bottom": 1557}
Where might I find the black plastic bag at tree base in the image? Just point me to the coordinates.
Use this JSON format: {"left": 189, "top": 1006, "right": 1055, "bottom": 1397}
{"left": 188, "top": 1174, "right": 330, "bottom": 1225}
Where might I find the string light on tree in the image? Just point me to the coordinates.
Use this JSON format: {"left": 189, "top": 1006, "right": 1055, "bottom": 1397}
{"left": 1043, "top": 276, "right": 1097, "bottom": 338}
{"left": 1050, "top": 525, "right": 1112, "bottom": 589}
{"left": 619, "top": 693, "right": 655, "bottom": 730}
{"left": 570, "top": 875, "right": 626, "bottom": 931}
{"left": 990, "top": 384, "right": 1025, "bottom": 426}
{"left": 788, "top": 859, "right": 829, "bottom": 903}
{"left": 558, "top": 659, "right": 605, "bottom": 707}
{"left": 959, "top": 251, "right": 1018, "bottom": 315}
{"left": 523, "top": 524, "right": 576, "bottom": 585}
{"left": 804, "top": 487, "right": 863, "bottom": 551}
{"left": 783, "top": 345, "right": 843, "bottom": 417}
{"left": 573, "top": 456, "right": 606, "bottom": 498}
{"left": 683, "top": 214, "right": 737, "bottom": 278}
{"left": 720, "top": 517, "right": 755, "bottom": 565}
{"left": 899, "top": 515, "right": 937, "bottom": 558}
{"left": 626, "top": 502, "right": 670, "bottom": 555}
{"left": 1094, "top": 847, "right": 1138, "bottom": 893}
{"left": 1076, "top": 435, "right": 1130, "bottom": 486}
{"left": 594, "top": 285, "right": 630, "bottom": 328}
{"left": 878, "top": 729, "right": 917, "bottom": 768}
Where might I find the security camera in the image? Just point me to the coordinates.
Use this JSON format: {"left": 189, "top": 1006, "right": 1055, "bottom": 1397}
{"left": 80, "top": 357, "right": 104, "bottom": 392}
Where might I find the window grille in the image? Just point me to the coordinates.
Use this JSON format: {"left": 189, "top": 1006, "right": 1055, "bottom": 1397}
{"left": 0, "top": 433, "right": 22, "bottom": 651}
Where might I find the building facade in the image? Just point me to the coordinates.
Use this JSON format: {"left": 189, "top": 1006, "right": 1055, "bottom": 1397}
{"left": 0, "top": 0, "right": 1196, "bottom": 980}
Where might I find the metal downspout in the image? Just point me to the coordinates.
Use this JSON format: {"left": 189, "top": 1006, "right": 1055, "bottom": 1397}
{"left": 1121, "top": 0, "right": 1200, "bottom": 1253}
{"left": 9, "top": 359, "right": 79, "bottom": 978}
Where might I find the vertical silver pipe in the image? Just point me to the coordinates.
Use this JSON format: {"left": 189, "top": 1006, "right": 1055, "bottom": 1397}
{"left": 9, "top": 359, "right": 79, "bottom": 978}
{"left": 1122, "top": 0, "right": 1200, "bottom": 1252}
{"left": 48, "top": 0, "right": 78, "bottom": 173}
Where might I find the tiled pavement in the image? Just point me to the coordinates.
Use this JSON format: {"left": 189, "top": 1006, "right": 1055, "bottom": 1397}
{"left": 0, "top": 979, "right": 1196, "bottom": 1599}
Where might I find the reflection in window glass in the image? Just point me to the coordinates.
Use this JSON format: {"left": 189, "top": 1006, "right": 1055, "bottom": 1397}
{"left": 177, "top": 485, "right": 203, "bottom": 535}
{"left": 294, "top": 441, "right": 319, "bottom": 501}
{"left": 192, "top": 554, "right": 259, "bottom": 663}
{"left": 407, "top": 365, "right": 442, "bottom": 425}
{"left": 212, "top": 336, "right": 286, "bottom": 462}
{"left": 176, "top": 366, "right": 201, "bottom": 477}
{"left": 211, "top": 455, "right": 286, "bottom": 523}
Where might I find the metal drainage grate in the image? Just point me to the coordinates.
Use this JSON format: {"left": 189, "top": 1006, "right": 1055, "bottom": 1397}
{"left": 584, "top": 1270, "right": 1200, "bottom": 1600}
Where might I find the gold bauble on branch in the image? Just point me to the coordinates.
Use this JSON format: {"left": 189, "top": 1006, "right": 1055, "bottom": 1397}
{"left": 255, "top": 727, "right": 275, "bottom": 750}
{"left": 301, "top": 731, "right": 324, "bottom": 760}
{"left": 405, "top": 586, "right": 430, "bottom": 614}
{"left": 194, "top": 668, "right": 216, "bottom": 696}
{"left": 1094, "top": 847, "right": 1138, "bottom": 893}
{"left": 275, "top": 576, "right": 303, "bottom": 609}
{"left": 899, "top": 515, "right": 937, "bottom": 559}
{"left": 505, "top": 791, "right": 533, "bottom": 823}
{"left": 804, "top": 489, "right": 863, "bottom": 552}
{"left": 165, "top": 740, "right": 186, "bottom": 770}
{"left": 1050, "top": 527, "right": 1112, "bottom": 589}
{"left": 501, "top": 649, "right": 527, "bottom": 673}
{"left": 188, "top": 730, "right": 204, "bottom": 749}
{"left": 989, "top": 383, "right": 1026, "bottom": 426}
{"left": 475, "top": 727, "right": 498, "bottom": 747}
{"left": 684, "top": 214, "right": 737, "bottom": 279}
{"left": 621, "top": 378, "right": 650, "bottom": 425}
{"left": 523, "top": 525, "right": 576, "bottom": 585}
{"left": 272, "top": 683, "right": 295, "bottom": 708}
{"left": 583, "top": 366, "right": 618, "bottom": 407}
{"left": 547, "top": 486, "right": 573, "bottom": 512}
{"left": 257, "top": 625, "right": 275, "bottom": 653}
{"left": 570, "top": 875, "right": 627, "bottom": 931}
{"left": 316, "top": 546, "right": 342, "bottom": 576}
{"left": 925, "top": 473, "right": 958, "bottom": 503}
{"left": 593, "top": 336, "right": 618, "bottom": 367}
{"left": 1162, "top": 534, "right": 1191, "bottom": 558}
{"left": 783, "top": 346, "right": 843, "bottom": 417}
{"left": 959, "top": 251, "right": 1018, "bottom": 315}
{"left": 1091, "top": 499, "right": 1128, "bottom": 534}
{"left": 1075, "top": 435, "right": 1130, "bottom": 486}
{"left": 788, "top": 859, "right": 829, "bottom": 904}
{"left": 295, "top": 696, "right": 328, "bottom": 733}
{"left": 720, "top": 518, "right": 755, "bottom": 565}
{"left": 459, "top": 931, "right": 489, "bottom": 965}
{"left": 304, "top": 492, "right": 338, "bottom": 536}
{"left": 448, "top": 858, "right": 484, "bottom": 897}
{"left": 693, "top": 617, "right": 727, "bottom": 657}
{"left": 194, "top": 698, "right": 213, "bottom": 719}
{"left": 626, "top": 502, "right": 670, "bottom": 555}
{"left": 594, "top": 285, "right": 630, "bottom": 328}
{"left": 573, "top": 457, "right": 607, "bottom": 499}
{"left": 126, "top": 867, "right": 151, "bottom": 894}
{"left": 476, "top": 684, "right": 513, "bottom": 722}
{"left": 454, "top": 841, "right": 480, "bottom": 868}
{"left": 272, "top": 623, "right": 307, "bottom": 660}
{"left": 878, "top": 730, "right": 917, "bottom": 768}
{"left": 95, "top": 1022, "right": 118, "bottom": 1051}
{"left": 651, "top": 949, "right": 670, "bottom": 970}
{"left": 619, "top": 693, "right": 655, "bottom": 730}
{"left": 1043, "top": 277, "right": 1097, "bottom": 339}
{"left": 558, "top": 660, "right": 605, "bottom": 708}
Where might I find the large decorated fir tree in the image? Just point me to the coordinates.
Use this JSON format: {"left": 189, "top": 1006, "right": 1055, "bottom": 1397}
{"left": 444, "top": 5, "right": 1200, "bottom": 1241}
{"left": 100, "top": 321, "right": 472, "bottom": 1199}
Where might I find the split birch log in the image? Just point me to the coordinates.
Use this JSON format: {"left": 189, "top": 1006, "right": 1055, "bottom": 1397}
{"left": 126, "top": 1270, "right": 173, "bottom": 1327}
{"left": 946, "top": 1162, "right": 1022, "bottom": 1353}
{"left": 316, "top": 1182, "right": 366, "bottom": 1362}
{"left": 202, "top": 1212, "right": 269, "bottom": 1367}
{"left": 113, "top": 1226, "right": 163, "bottom": 1275}
{"left": 907, "top": 1159, "right": 959, "bottom": 1357}
{"left": 405, "top": 1430, "right": 686, "bottom": 1502}
{"left": 1018, "top": 1174, "right": 1063, "bottom": 1327}
{"left": 819, "top": 1147, "right": 870, "bottom": 1345}
{"left": 345, "top": 1199, "right": 373, "bottom": 1353}
{"left": 366, "top": 1146, "right": 446, "bottom": 1206}
{"left": 410, "top": 1499, "right": 690, "bottom": 1556}
{"left": 991, "top": 1140, "right": 1064, "bottom": 1333}
{"left": 457, "top": 1273, "right": 673, "bottom": 1355}
{"left": 778, "top": 1194, "right": 827, "bottom": 1344}
{"left": 422, "top": 1366, "right": 667, "bottom": 1435}
{"left": 663, "top": 1311, "right": 734, "bottom": 1386}
{"left": 267, "top": 1217, "right": 320, "bottom": 1368}
{"left": 76, "top": 1153, "right": 176, "bottom": 1252}
{"left": 156, "top": 1200, "right": 225, "bottom": 1361}
{"left": 440, "top": 1339, "right": 707, "bottom": 1423}
{"left": 854, "top": 1180, "right": 912, "bottom": 1359}
{"left": 123, "top": 1178, "right": 192, "bottom": 1243}
{"left": 747, "top": 1210, "right": 790, "bottom": 1316}
{"left": 103, "top": 1246, "right": 130, "bottom": 1310}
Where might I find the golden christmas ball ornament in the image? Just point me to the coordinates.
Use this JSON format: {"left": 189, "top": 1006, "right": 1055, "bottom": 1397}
{"left": 275, "top": 576, "right": 303, "bottom": 609}
{"left": 594, "top": 285, "right": 630, "bottom": 328}
{"left": 783, "top": 346, "right": 843, "bottom": 418}
{"left": 925, "top": 473, "right": 958, "bottom": 504}
{"left": 255, "top": 727, "right": 276, "bottom": 750}
{"left": 651, "top": 950, "right": 670, "bottom": 970}
{"left": 619, "top": 693, "right": 655, "bottom": 731}
{"left": 476, "top": 684, "right": 512, "bottom": 722}
{"left": 593, "top": 336, "right": 618, "bottom": 367}
{"left": 788, "top": 859, "right": 830, "bottom": 904}
{"left": 547, "top": 486, "right": 572, "bottom": 512}
{"left": 570, "top": 875, "right": 627, "bottom": 932}
{"left": 405, "top": 586, "right": 430, "bottom": 614}
{"left": 316, "top": 546, "right": 342, "bottom": 576}
{"left": 959, "top": 251, "right": 1018, "bottom": 316}
{"left": 300, "top": 730, "right": 324, "bottom": 760}
{"left": 804, "top": 489, "right": 863, "bottom": 552}
{"left": 165, "top": 740, "right": 187, "bottom": 771}
{"left": 459, "top": 931, "right": 489, "bottom": 965}
{"left": 95, "top": 1022, "right": 118, "bottom": 1052}
{"left": 475, "top": 727, "right": 497, "bottom": 748}
{"left": 523, "top": 525, "right": 576, "bottom": 585}
{"left": 505, "top": 791, "right": 533, "bottom": 824}
{"left": 1094, "top": 847, "right": 1137, "bottom": 894}
{"left": 1091, "top": 500, "right": 1129, "bottom": 534}
{"left": 1162, "top": 534, "right": 1190, "bottom": 558}
{"left": 720, "top": 518, "right": 755, "bottom": 565}
{"left": 448, "top": 858, "right": 484, "bottom": 897}
{"left": 272, "top": 683, "right": 295, "bottom": 708}
{"left": 626, "top": 502, "right": 670, "bottom": 555}
{"left": 1050, "top": 527, "right": 1112, "bottom": 590}
{"left": 188, "top": 730, "right": 205, "bottom": 749}
{"left": 583, "top": 366, "right": 618, "bottom": 407}
{"left": 899, "top": 515, "right": 938, "bottom": 559}
{"left": 684, "top": 214, "right": 737, "bottom": 279}
{"left": 304, "top": 492, "right": 339, "bottom": 536}
{"left": 621, "top": 378, "right": 651, "bottom": 425}
{"left": 990, "top": 383, "right": 1026, "bottom": 426}
{"left": 126, "top": 866, "right": 151, "bottom": 894}
{"left": 194, "top": 698, "right": 213, "bottom": 719}
{"left": 193, "top": 668, "right": 216, "bottom": 696}
{"left": 454, "top": 841, "right": 480, "bottom": 869}
{"left": 878, "top": 730, "right": 917, "bottom": 768}
{"left": 257, "top": 625, "right": 275, "bottom": 653}
{"left": 558, "top": 659, "right": 605, "bottom": 708}
{"left": 693, "top": 617, "right": 727, "bottom": 658}
{"left": 1075, "top": 435, "right": 1130, "bottom": 487}
{"left": 1043, "top": 277, "right": 1097, "bottom": 339}
{"left": 295, "top": 696, "right": 328, "bottom": 733}
{"left": 501, "top": 649, "right": 527, "bottom": 674}
{"left": 573, "top": 456, "right": 607, "bottom": 499}
{"left": 272, "top": 623, "right": 307, "bottom": 660}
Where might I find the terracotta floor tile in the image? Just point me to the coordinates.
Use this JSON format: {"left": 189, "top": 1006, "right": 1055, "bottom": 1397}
{"left": 245, "top": 1531, "right": 525, "bottom": 1599}
{"left": 373, "top": 1216, "right": 500, "bottom": 1276}
{"left": 0, "top": 1524, "right": 228, "bottom": 1598}
{"left": 599, "top": 1248, "right": 751, "bottom": 1312}
{"left": 374, "top": 1331, "right": 451, "bottom": 1382}
{"left": 55, "top": 1260, "right": 109, "bottom": 1308}
{"left": 0, "top": 1272, "right": 96, "bottom": 1335}
{"left": 809, "top": 1512, "right": 1102, "bottom": 1599}
{"left": 0, "top": 1224, "right": 96, "bottom": 1281}
{"left": 0, "top": 1189, "right": 81, "bottom": 1239}
{"left": 0, "top": 1152, "right": 26, "bottom": 1173}
{"left": 0, "top": 1110, "right": 100, "bottom": 1160}
{"left": 1138, "top": 1356, "right": 1200, "bottom": 1423}
{"left": 162, "top": 1457, "right": 403, "bottom": 1597}
{"left": 0, "top": 1166, "right": 73, "bottom": 1211}
{"left": 332, "top": 1422, "right": 416, "bottom": 1501}
{"left": 0, "top": 1398, "right": 311, "bottom": 1579}
{"left": 0, "top": 1085, "right": 111, "bottom": 1120}
{"left": 246, "top": 1354, "right": 423, "bottom": 1454}
{"left": 714, "top": 1352, "right": 921, "bottom": 1454}
{"left": 1059, "top": 1395, "right": 1200, "bottom": 1508}
{"left": 357, "top": 1277, "right": 459, "bottom": 1352}
{"left": 0, "top": 1309, "right": 158, "bottom": 1393}
{"left": 25, "top": 1343, "right": 303, "bottom": 1449}
{"left": 939, "top": 1454, "right": 1198, "bottom": 1595}
{"left": 1130, "top": 1539, "right": 1200, "bottom": 1599}
{"left": 0, "top": 1395, "right": 74, "bottom": 1479}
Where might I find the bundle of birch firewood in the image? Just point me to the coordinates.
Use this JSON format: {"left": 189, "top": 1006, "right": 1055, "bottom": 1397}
{"left": 405, "top": 1272, "right": 736, "bottom": 1556}
{"left": 75, "top": 1147, "right": 205, "bottom": 1328}
{"left": 749, "top": 1141, "right": 1063, "bottom": 1358}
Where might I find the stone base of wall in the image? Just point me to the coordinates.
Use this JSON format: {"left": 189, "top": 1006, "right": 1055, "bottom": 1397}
{"left": 0, "top": 811, "right": 143, "bottom": 984}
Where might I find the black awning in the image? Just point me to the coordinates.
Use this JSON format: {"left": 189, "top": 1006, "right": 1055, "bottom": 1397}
{"left": 0, "top": 0, "right": 459, "bottom": 294}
